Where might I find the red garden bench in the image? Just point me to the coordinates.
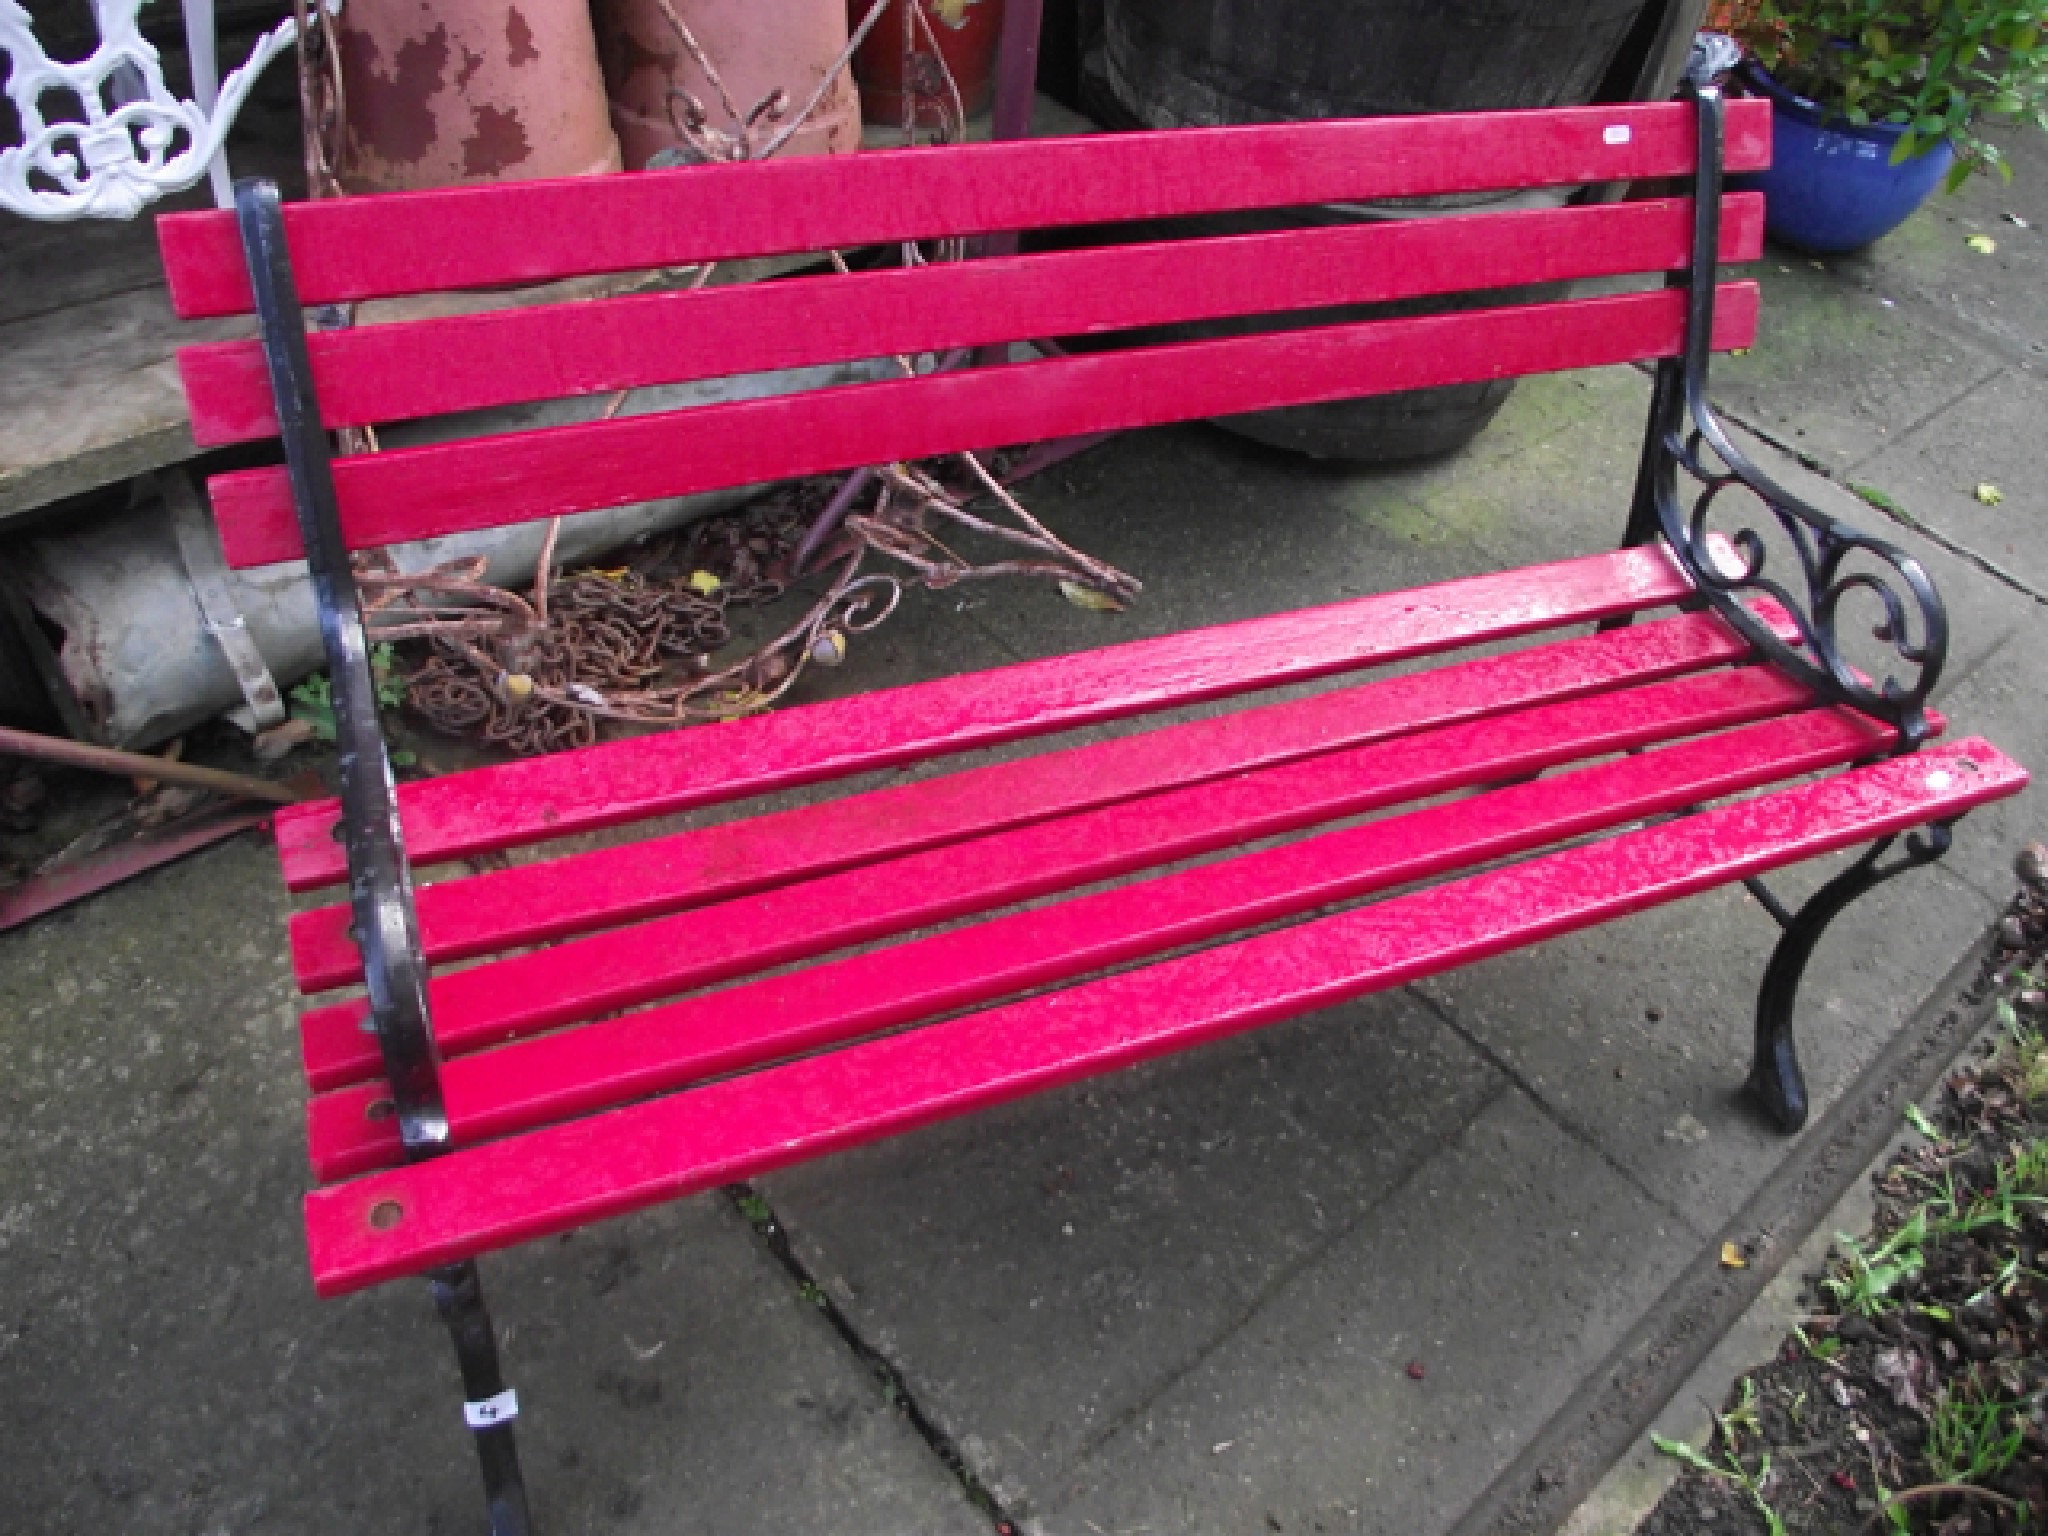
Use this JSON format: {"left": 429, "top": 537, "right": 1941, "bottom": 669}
{"left": 158, "top": 84, "right": 2025, "bottom": 1532}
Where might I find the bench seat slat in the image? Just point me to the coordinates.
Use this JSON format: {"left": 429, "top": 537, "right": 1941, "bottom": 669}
{"left": 309, "top": 704, "right": 1903, "bottom": 1181}
{"left": 303, "top": 738, "right": 2022, "bottom": 1295}
{"left": 158, "top": 102, "right": 1772, "bottom": 317}
{"left": 288, "top": 607, "right": 1767, "bottom": 998}
{"left": 179, "top": 196, "right": 1764, "bottom": 446}
{"left": 208, "top": 283, "right": 1759, "bottom": 569}
{"left": 274, "top": 544, "right": 1700, "bottom": 891}
{"left": 298, "top": 660, "right": 1818, "bottom": 1074}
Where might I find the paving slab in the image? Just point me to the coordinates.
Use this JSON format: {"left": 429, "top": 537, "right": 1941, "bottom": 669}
{"left": 0, "top": 837, "right": 983, "bottom": 1536}
{"left": 760, "top": 991, "right": 1501, "bottom": 1521}
{"left": 1708, "top": 252, "right": 2002, "bottom": 475}
{"left": 1823, "top": 126, "right": 2048, "bottom": 379}
{"left": 1030, "top": 1091, "right": 1691, "bottom": 1536}
{"left": 1842, "top": 368, "right": 2048, "bottom": 598}
{"left": 1703, "top": 132, "right": 2048, "bottom": 477}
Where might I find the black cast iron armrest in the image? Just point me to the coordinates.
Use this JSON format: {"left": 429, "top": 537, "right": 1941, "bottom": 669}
{"left": 1642, "top": 85, "right": 1948, "bottom": 750}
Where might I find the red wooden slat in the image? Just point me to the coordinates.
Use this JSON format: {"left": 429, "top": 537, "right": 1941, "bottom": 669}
{"left": 209, "top": 284, "right": 1759, "bottom": 568}
{"left": 288, "top": 608, "right": 1762, "bottom": 999}
{"left": 274, "top": 543, "right": 1700, "bottom": 891}
{"left": 179, "top": 196, "right": 1764, "bottom": 446}
{"left": 303, "top": 739, "right": 2024, "bottom": 1295}
{"left": 159, "top": 101, "right": 1772, "bottom": 317}
{"left": 295, "top": 663, "right": 1817, "bottom": 1077}
{"left": 309, "top": 704, "right": 1901, "bottom": 1180}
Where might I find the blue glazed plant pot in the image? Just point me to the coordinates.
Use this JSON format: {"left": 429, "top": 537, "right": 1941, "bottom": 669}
{"left": 1735, "top": 59, "right": 1955, "bottom": 254}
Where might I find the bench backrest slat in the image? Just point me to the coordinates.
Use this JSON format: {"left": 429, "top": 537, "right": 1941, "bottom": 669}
{"left": 158, "top": 102, "right": 1770, "bottom": 317}
{"left": 165, "top": 101, "right": 1770, "bottom": 570}
{"left": 209, "top": 283, "right": 1758, "bottom": 568}
{"left": 179, "top": 194, "right": 1764, "bottom": 447}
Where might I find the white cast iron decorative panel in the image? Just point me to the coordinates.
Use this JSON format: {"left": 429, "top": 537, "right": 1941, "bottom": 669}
{"left": 0, "top": 0, "right": 335, "bottom": 221}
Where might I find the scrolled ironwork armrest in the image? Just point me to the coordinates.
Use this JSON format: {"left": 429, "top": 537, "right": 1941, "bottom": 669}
{"left": 1653, "top": 393, "right": 1947, "bottom": 746}
{"left": 1643, "top": 84, "right": 1948, "bottom": 749}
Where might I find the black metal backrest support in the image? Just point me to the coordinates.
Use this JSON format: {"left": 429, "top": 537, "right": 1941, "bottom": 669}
{"left": 235, "top": 180, "right": 449, "bottom": 1157}
{"left": 1636, "top": 84, "right": 1948, "bottom": 747}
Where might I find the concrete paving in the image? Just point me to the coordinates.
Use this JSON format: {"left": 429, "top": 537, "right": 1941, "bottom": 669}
{"left": 3, "top": 129, "right": 2046, "bottom": 1536}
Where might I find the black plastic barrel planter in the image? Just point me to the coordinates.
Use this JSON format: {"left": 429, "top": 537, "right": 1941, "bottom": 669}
{"left": 1089, "top": 0, "right": 1660, "bottom": 462}
{"left": 1101, "top": 0, "right": 1651, "bottom": 126}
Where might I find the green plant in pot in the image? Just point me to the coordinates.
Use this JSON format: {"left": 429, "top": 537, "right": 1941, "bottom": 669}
{"left": 1723, "top": 0, "right": 2048, "bottom": 250}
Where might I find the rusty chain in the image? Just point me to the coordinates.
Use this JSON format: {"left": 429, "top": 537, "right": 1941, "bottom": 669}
{"left": 369, "top": 463, "right": 1136, "bottom": 755}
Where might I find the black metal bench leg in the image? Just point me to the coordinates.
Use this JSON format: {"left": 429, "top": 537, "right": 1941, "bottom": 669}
{"left": 431, "top": 1261, "right": 534, "bottom": 1535}
{"left": 1748, "top": 822, "right": 1956, "bottom": 1132}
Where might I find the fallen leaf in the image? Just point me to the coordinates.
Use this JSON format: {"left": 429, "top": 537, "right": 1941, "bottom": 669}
{"left": 1720, "top": 1242, "right": 1749, "bottom": 1269}
{"left": 1060, "top": 580, "right": 1126, "bottom": 612}
{"left": 687, "top": 570, "right": 723, "bottom": 595}
{"left": 1966, "top": 233, "right": 1998, "bottom": 254}
{"left": 1974, "top": 482, "right": 2005, "bottom": 506}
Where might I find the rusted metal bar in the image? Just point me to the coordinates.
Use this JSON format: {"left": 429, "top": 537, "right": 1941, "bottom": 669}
{"left": 973, "top": 0, "right": 1046, "bottom": 329}
{"left": 991, "top": 0, "right": 1044, "bottom": 147}
{"left": 0, "top": 724, "right": 301, "bottom": 804}
{"left": 0, "top": 800, "right": 276, "bottom": 933}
